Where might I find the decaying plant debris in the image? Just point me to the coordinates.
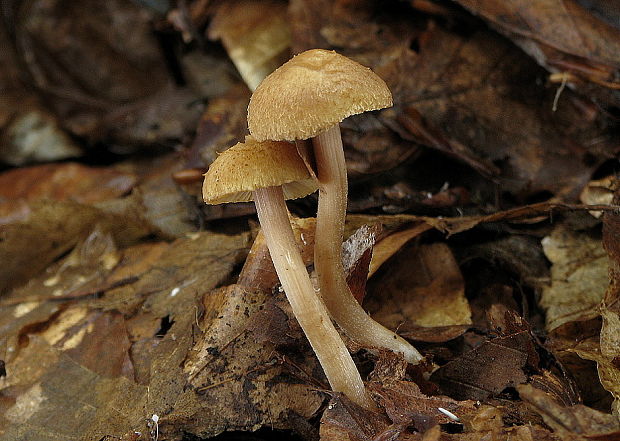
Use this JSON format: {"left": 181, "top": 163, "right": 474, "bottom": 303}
{"left": 1, "top": 0, "right": 620, "bottom": 440}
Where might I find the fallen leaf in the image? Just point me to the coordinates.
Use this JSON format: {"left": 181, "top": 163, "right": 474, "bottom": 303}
{"left": 567, "top": 328, "right": 620, "bottom": 413}
{"left": 394, "top": 106, "right": 499, "bottom": 178}
{"left": 0, "top": 162, "right": 136, "bottom": 225}
{"left": 342, "top": 223, "right": 380, "bottom": 302}
{"left": 209, "top": 0, "right": 291, "bottom": 91}
{"left": 540, "top": 223, "right": 608, "bottom": 331}
{"left": 15, "top": 0, "right": 170, "bottom": 139}
{"left": 39, "top": 307, "right": 134, "bottom": 380}
{"left": 529, "top": 370, "right": 581, "bottom": 408}
{"left": 457, "top": 234, "right": 549, "bottom": 292}
{"left": 180, "top": 47, "right": 239, "bottom": 99}
{"left": 600, "top": 205, "right": 620, "bottom": 414}
{"left": 238, "top": 217, "right": 315, "bottom": 294}
{"left": 246, "top": 300, "right": 297, "bottom": 347}
{"left": 239, "top": 215, "right": 422, "bottom": 300}
{"left": 580, "top": 176, "right": 616, "bottom": 218}
{"left": 0, "top": 105, "right": 82, "bottom": 166}
{"left": 125, "top": 153, "right": 201, "bottom": 238}
{"left": 399, "top": 325, "right": 470, "bottom": 344}
{"left": 368, "top": 350, "right": 409, "bottom": 384}
{"left": 454, "top": 0, "right": 620, "bottom": 107}
{"left": 462, "top": 405, "right": 504, "bottom": 433}
{"left": 559, "top": 337, "right": 615, "bottom": 411}
{"left": 366, "top": 242, "right": 472, "bottom": 329}
{"left": 0, "top": 27, "right": 81, "bottom": 166}
{"left": 0, "top": 228, "right": 256, "bottom": 439}
{"left": 519, "top": 383, "right": 620, "bottom": 440}
{"left": 430, "top": 308, "right": 538, "bottom": 401}
{"left": 0, "top": 337, "right": 147, "bottom": 440}
{"left": 168, "top": 284, "right": 324, "bottom": 438}
{"left": 319, "top": 394, "right": 393, "bottom": 441}
{"left": 0, "top": 201, "right": 151, "bottom": 294}
{"left": 369, "top": 222, "right": 432, "bottom": 278}
{"left": 193, "top": 84, "right": 251, "bottom": 168}
{"left": 458, "top": 404, "right": 561, "bottom": 441}
{"left": 100, "top": 86, "right": 204, "bottom": 146}
{"left": 424, "top": 203, "right": 620, "bottom": 236}
{"left": 4, "top": 226, "right": 120, "bottom": 304}
{"left": 368, "top": 381, "right": 477, "bottom": 428}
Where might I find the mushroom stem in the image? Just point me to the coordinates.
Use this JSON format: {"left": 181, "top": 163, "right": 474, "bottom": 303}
{"left": 253, "top": 185, "right": 372, "bottom": 409}
{"left": 313, "top": 125, "right": 423, "bottom": 364}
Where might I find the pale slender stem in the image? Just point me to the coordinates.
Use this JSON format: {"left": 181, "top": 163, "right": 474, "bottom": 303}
{"left": 313, "top": 125, "right": 423, "bottom": 364}
{"left": 253, "top": 186, "right": 372, "bottom": 408}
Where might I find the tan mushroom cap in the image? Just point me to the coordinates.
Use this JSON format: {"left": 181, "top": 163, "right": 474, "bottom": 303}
{"left": 203, "top": 137, "right": 318, "bottom": 204}
{"left": 248, "top": 49, "right": 392, "bottom": 142}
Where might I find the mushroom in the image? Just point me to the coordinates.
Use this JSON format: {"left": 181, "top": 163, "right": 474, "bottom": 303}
{"left": 248, "top": 49, "right": 423, "bottom": 364}
{"left": 203, "top": 137, "right": 372, "bottom": 408}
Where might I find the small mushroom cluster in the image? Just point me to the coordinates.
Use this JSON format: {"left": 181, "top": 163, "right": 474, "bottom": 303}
{"left": 203, "top": 49, "right": 422, "bottom": 409}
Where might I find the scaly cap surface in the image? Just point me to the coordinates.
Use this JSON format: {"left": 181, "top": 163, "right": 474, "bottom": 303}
{"left": 248, "top": 49, "right": 393, "bottom": 141}
{"left": 203, "top": 137, "right": 317, "bottom": 204}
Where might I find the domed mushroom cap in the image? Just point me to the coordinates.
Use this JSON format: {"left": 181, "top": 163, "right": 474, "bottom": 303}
{"left": 248, "top": 49, "right": 393, "bottom": 142}
{"left": 203, "top": 137, "right": 318, "bottom": 204}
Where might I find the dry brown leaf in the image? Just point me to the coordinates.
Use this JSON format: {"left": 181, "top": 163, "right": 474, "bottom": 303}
{"left": 15, "top": 0, "right": 171, "bottom": 139}
{"left": 180, "top": 49, "right": 239, "bottom": 99}
{"left": 423, "top": 203, "right": 620, "bottom": 237}
{"left": 0, "top": 201, "right": 152, "bottom": 294}
{"left": 600, "top": 208, "right": 620, "bottom": 415}
{"left": 319, "top": 394, "right": 394, "bottom": 441}
{"left": 0, "top": 24, "right": 82, "bottom": 166}
{"left": 100, "top": 86, "right": 204, "bottom": 146}
{"left": 209, "top": 0, "right": 291, "bottom": 91}
{"left": 0, "top": 337, "right": 147, "bottom": 440}
{"left": 456, "top": 404, "right": 561, "bottom": 441}
{"left": 0, "top": 162, "right": 136, "bottom": 225}
{"left": 367, "top": 242, "right": 472, "bottom": 329}
{"left": 238, "top": 216, "right": 315, "bottom": 293}
{"left": 454, "top": 0, "right": 620, "bottom": 106}
{"left": 580, "top": 177, "right": 616, "bottom": 218}
{"left": 394, "top": 106, "right": 499, "bottom": 178}
{"left": 519, "top": 383, "right": 620, "bottom": 440}
{"left": 0, "top": 103, "right": 82, "bottom": 166}
{"left": 400, "top": 325, "right": 470, "bottom": 344}
{"left": 193, "top": 84, "right": 251, "bottom": 169}
{"left": 369, "top": 381, "right": 477, "bottom": 428}
{"left": 596, "top": 313, "right": 620, "bottom": 418}
{"left": 239, "top": 215, "right": 427, "bottom": 301}
{"left": 458, "top": 0, "right": 620, "bottom": 68}
{"left": 191, "top": 85, "right": 258, "bottom": 221}
{"left": 319, "top": 383, "right": 483, "bottom": 441}
{"left": 342, "top": 223, "right": 380, "bottom": 302}
{"left": 567, "top": 337, "right": 617, "bottom": 411}
{"left": 430, "top": 308, "right": 538, "bottom": 401}
{"left": 369, "top": 222, "right": 432, "bottom": 278}
{"left": 460, "top": 235, "right": 550, "bottom": 294}
{"left": 169, "top": 284, "right": 324, "bottom": 438}
{"left": 123, "top": 153, "right": 201, "bottom": 238}
{"left": 529, "top": 370, "right": 581, "bottom": 408}
{"left": 3, "top": 226, "right": 120, "bottom": 304}
{"left": 39, "top": 307, "right": 134, "bottom": 380}
{"left": 540, "top": 224, "right": 608, "bottom": 331}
